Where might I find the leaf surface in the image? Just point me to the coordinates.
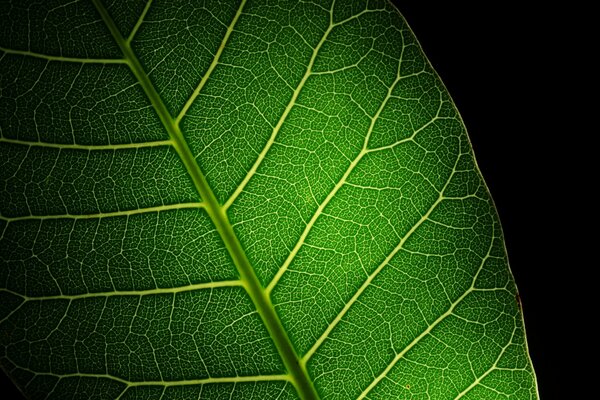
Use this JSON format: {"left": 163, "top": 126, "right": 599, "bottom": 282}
{"left": 0, "top": 0, "right": 538, "bottom": 399}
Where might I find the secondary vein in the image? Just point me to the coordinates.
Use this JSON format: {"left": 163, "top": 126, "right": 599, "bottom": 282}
{"left": 0, "top": 280, "right": 243, "bottom": 301}
{"left": 175, "top": 0, "right": 247, "bottom": 125}
{"left": 18, "top": 370, "right": 291, "bottom": 386}
{"left": 91, "top": 1, "right": 318, "bottom": 398}
{"left": 356, "top": 216, "right": 498, "bottom": 400}
{"left": 127, "top": 0, "right": 153, "bottom": 44}
{"left": 0, "top": 46, "right": 126, "bottom": 64}
{"left": 223, "top": 9, "right": 332, "bottom": 211}
{"left": 0, "top": 202, "right": 204, "bottom": 222}
{"left": 0, "top": 137, "right": 173, "bottom": 151}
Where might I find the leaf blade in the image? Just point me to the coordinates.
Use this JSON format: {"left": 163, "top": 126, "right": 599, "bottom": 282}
{"left": 0, "top": 0, "right": 538, "bottom": 399}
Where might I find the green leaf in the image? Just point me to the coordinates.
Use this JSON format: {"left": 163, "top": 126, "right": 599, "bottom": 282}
{"left": 0, "top": 0, "right": 538, "bottom": 398}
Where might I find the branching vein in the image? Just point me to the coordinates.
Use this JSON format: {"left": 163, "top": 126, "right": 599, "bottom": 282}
{"left": 0, "top": 46, "right": 126, "bottom": 64}
{"left": 0, "top": 280, "right": 243, "bottom": 301}
{"left": 0, "top": 202, "right": 204, "bottom": 222}
{"left": 0, "top": 137, "right": 173, "bottom": 150}
{"left": 175, "top": 0, "right": 247, "bottom": 125}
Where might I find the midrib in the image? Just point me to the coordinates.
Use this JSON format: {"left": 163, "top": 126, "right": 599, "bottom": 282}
{"left": 92, "top": 1, "right": 318, "bottom": 399}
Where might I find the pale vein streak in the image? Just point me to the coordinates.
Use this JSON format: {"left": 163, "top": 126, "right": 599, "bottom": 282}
{"left": 0, "top": 202, "right": 204, "bottom": 222}
{"left": 0, "top": 46, "right": 126, "bottom": 64}
{"left": 0, "top": 280, "right": 242, "bottom": 301}
{"left": 303, "top": 135, "right": 460, "bottom": 363}
{"left": 23, "top": 371, "right": 290, "bottom": 386}
{"left": 127, "top": 0, "right": 153, "bottom": 44}
{"left": 355, "top": 215, "right": 497, "bottom": 400}
{"left": 0, "top": 137, "right": 173, "bottom": 150}
{"left": 223, "top": 7, "right": 386, "bottom": 211}
{"left": 266, "top": 106, "right": 442, "bottom": 295}
{"left": 453, "top": 325, "right": 518, "bottom": 399}
{"left": 175, "top": 0, "right": 247, "bottom": 125}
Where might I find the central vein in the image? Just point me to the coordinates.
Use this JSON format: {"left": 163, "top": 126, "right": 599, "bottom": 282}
{"left": 91, "top": 1, "right": 318, "bottom": 398}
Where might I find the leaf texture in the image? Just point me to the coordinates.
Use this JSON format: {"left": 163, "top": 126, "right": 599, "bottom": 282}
{"left": 0, "top": 0, "right": 538, "bottom": 399}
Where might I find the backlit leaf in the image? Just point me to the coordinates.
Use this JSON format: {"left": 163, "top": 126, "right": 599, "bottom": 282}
{"left": 0, "top": 0, "right": 538, "bottom": 398}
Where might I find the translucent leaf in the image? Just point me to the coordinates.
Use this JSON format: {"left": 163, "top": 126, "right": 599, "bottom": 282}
{"left": 0, "top": 0, "right": 538, "bottom": 398}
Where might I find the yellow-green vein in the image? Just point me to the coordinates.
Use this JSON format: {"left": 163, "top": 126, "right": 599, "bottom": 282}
{"left": 91, "top": 1, "right": 318, "bottom": 398}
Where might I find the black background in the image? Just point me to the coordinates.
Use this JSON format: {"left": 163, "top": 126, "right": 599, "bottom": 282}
{"left": 2, "top": 2, "right": 563, "bottom": 398}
